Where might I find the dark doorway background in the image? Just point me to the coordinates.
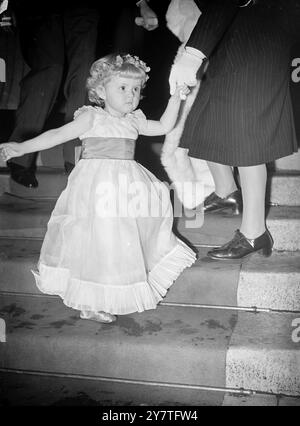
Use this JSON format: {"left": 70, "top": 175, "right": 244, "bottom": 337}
{"left": 0, "top": 3, "right": 299, "bottom": 178}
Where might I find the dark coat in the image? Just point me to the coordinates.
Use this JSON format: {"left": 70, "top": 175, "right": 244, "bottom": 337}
{"left": 10, "top": 0, "right": 101, "bottom": 16}
{"left": 180, "top": 0, "right": 300, "bottom": 166}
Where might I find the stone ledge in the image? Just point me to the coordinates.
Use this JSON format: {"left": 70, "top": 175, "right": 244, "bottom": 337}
{"left": 0, "top": 294, "right": 233, "bottom": 389}
{"left": 226, "top": 311, "right": 300, "bottom": 395}
{"left": 268, "top": 171, "right": 300, "bottom": 206}
{"left": 238, "top": 251, "right": 300, "bottom": 311}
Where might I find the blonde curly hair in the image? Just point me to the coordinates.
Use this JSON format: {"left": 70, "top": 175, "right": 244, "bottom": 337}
{"left": 86, "top": 53, "right": 150, "bottom": 106}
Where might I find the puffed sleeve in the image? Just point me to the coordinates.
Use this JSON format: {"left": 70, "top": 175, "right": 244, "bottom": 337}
{"left": 73, "top": 105, "right": 100, "bottom": 139}
{"left": 130, "top": 109, "right": 148, "bottom": 134}
{"left": 73, "top": 105, "right": 96, "bottom": 120}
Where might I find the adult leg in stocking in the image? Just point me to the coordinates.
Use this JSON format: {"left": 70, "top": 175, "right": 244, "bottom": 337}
{"left": 204, "top": 162, "right": 242, "bottom": 214}
{"left": 207, "top": 164, "right": 273, "bottom": 260}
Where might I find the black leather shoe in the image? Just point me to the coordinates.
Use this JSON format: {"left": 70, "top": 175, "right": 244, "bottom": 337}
{"left": 8, "top": 163, "right": 38, "bottom": 188}
{"left": 204, "top": 190, "right": 242, "bottom": 215}
{"left": 207, "top": 229, "right": 273, "bottom": 260}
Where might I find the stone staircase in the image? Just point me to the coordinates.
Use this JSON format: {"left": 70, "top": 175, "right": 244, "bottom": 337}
{"left": 0, "top": 152, "right": 300, "bottom": 406}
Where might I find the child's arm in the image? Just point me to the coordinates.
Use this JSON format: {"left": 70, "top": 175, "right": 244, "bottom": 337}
{"left": 140, "top": 85, "right": 189, "bottom": 137}
{"left": 0, "top": 110, "right": 94, "bottom": 161}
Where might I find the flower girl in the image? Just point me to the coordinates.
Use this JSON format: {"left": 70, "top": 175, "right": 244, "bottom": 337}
{"left": 0, "top": 53, "right": 196, "bottom": 323}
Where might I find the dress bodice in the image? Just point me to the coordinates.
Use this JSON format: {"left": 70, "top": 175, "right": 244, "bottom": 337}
{"left": 75, "top": 105, "right": 148, "bottom": 141}
{"left": 73, "top": 106, "right": 148, "bottom": 162}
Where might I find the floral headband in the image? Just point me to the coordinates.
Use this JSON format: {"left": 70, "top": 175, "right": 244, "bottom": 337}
{"left": 115, "top": 54, "right": 150, "bottom": 74}
{"left": 93, "top": 54, "right": 151, "bottom": 83}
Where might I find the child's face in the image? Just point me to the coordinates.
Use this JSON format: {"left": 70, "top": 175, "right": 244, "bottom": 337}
{"left": 98, "top": 75, "right": 142, "bottom": 116}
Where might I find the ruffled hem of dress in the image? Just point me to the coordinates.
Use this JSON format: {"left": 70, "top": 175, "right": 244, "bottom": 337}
{"left": 32, "top": 240, "right": 196, "bottom": 315}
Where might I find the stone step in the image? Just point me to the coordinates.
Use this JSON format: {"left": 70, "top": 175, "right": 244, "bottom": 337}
{"left": 1, "top": 167, "right": 299, "bottom": 207}
{"left": 0, "top": 194, "right": 55, "bottom": 239}
{"left": 0, "top": 239, "right": 240, "bottom": 307}
{"left": 1, "top": 371, "right": 299, "bottom": 406}
{"left": 0, "top": 294, "right": 233, "bottom": 392}
{"left": 169, "top": 249, "right": 300, "bottom": 312}
{"left": 1, "top": 239, "right": 299, "bottom": 312}
{"left": 0, "top": 194, "right": 299, "bottom": 251}
{"left": 0, "top": 167, "right": 67, "bottom": 199}
{"left": 238, "top": 251, "right": 300, "bottom": 312}
{"left": 275, "top": 150, "right": 300, "bottom": 171}
{"left": 0, "top": 370, "right": 225, "bottom": 406}
{"left": 222, "top": 393, "right": 300, "bottom": 406}
{"left": 267, "top": 171, "right": 300, "bottom": 206}
{"left": 0, "top": 171, "right": 9, "bottom": 196}
{"left": 0, "top": 238, "right": 42, "bottom": 296}
{"left": 265, "top": 207, "right": 300, "bottom": 251}
{"left": 177, "top": 206, "right": 300, "bottom": 251}
{"left": 0, "top": 294, "right": 299, "bottom": 396}
{"left": 226, "top": 311, "right": 300, "bottom": 395}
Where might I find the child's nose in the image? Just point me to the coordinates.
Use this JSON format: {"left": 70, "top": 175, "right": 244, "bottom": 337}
{"left": 126, "top": 92, "right": 134, "bottom": 101}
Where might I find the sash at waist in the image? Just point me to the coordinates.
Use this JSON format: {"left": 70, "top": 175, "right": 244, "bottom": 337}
{"left": 78, "top": 137, "right": 136, "bottom": 161}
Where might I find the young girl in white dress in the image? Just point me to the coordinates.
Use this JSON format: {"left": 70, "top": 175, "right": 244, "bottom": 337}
{"left": 0, "top": 53, "right": 196, "bottom": 323}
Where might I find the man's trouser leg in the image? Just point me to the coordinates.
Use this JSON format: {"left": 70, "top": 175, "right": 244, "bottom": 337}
{"left": 63, "top": 8, "right": 99, "bottom": 165}
{"left": 9, "top": 14, "right": 64, "bottom": 169}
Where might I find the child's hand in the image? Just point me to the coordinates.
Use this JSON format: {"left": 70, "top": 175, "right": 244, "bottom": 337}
{"left": 0, "top": 142, "right": 24, "bottom": 161}
{"left": 172, "top": 84, "right": 190, "bottom": 101}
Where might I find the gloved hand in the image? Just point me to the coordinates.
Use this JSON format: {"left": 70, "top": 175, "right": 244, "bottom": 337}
{"left": 169, "top": 48, "right": 204, "bottom": 95}
{"left": 0, "top": 0, "right": 8, "bottom": 15}
{"left": 135, "top": 0, "right": 159, "bottom": 31}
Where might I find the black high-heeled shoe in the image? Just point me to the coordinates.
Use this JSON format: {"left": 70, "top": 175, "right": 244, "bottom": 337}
{"left": 204, "top": 189, "right": 242, "bottom": 215}
{"left": 207, "top": 229, "right": 274, "bottom": 260}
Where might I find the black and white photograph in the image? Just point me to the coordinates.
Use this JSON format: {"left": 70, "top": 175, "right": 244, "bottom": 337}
{"left": 0, "top": 0, "right": 299, "bottom": 412}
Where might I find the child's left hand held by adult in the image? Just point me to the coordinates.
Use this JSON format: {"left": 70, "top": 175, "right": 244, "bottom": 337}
{"left": 173, "top": 84, "right": 190, "bottom": 101}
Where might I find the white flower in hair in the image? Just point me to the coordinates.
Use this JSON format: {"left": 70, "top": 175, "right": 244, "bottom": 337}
{"left": 115, "top": 54, "right": 151, "bottom": 74}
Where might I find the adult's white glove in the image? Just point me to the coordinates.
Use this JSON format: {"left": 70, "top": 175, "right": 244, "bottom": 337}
{"left": 169, "top": 47, "right": 205, "bottom": 95}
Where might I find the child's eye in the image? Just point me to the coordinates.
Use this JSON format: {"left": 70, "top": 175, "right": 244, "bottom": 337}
{"left": 120, "top": 86, "right": 126, "bottom": 91}
{"left": 134, "top": 87, "right": 141, "bottom": 93}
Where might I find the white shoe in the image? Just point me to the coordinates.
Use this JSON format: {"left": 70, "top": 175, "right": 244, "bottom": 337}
{"left": 80, "top": 310, "right": 117, "bottom": 323}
